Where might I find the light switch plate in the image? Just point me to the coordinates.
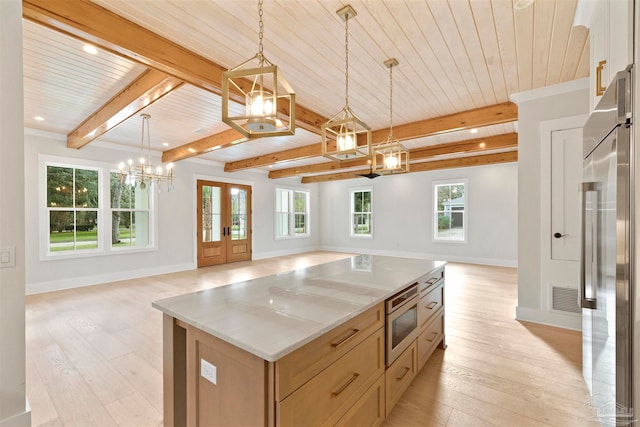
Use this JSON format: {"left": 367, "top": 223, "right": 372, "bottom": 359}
{"left": 200, "top": 358, "right": 217, "bottom": 385}
{"left": 0, "top": 247, "right": 15, "bottom": 268}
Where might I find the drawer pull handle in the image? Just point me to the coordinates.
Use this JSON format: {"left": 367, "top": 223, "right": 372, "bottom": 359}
{"left": 426, "top": 331, "right": 438, "bottom": 343}
{"left": 331, "top": 373, "right": 360, "bottom": 397}
{"left": 396, "top": 366, "right": 411, "bottom": 381}
{"left": 426, "top": 301, "right": 438, "bottom": 310}
{"left": 331, "top": 328, "right": 360, "bottom": 348}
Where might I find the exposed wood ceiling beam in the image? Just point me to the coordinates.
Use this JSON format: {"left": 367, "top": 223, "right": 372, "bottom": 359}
{"left": 225, "top": 103, "right": 518, "bottom": 172}
{"left": 268, "top": 133, "right": 518, "bottom": 179}
{"left": 22, "top": 0, "right": 328, "bottom": 136}
{"left": 162, "top": 129, "right": 247, "bottom": 163}
{"left": 300, "top": 151, "right": 518, "bottom": 184}
{"left": 67, "top": 69, "right": 183, "bottom": 149}
{"left": 371, "top": 102, "right": 517, "bottom": 142}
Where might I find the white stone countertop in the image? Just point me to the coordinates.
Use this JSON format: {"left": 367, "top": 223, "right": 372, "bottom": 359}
{"left": 152, "top": 255, "right": 446, "bottom": 361}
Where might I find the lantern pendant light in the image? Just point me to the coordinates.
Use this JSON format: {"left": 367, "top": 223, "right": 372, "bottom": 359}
{"left": 321, "top": 4, "right": 372, "bottom": 162}
{"left": 222, "top": 0, "right": 295, "bottom": 138}
{"left": 373, "top": 58, "right": 410, "bottom": 174}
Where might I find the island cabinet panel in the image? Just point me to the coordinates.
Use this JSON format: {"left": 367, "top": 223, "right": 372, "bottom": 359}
{"left": 275, "top": 302, "right": 384, "bottom": 400}
{"left": 385, "top": 340, "right": 418, "bottom": 415}
{"left": 417, "top": 310, "right": 444, "bottom": 370}
{"left": 335, "top": 374, "right": 385, "bottom": 427}
{"left": 277, "top": 327, "right": 385, "bottom": 426}
{"left": 185, "top": 325, "right": 271, "bottom": 427}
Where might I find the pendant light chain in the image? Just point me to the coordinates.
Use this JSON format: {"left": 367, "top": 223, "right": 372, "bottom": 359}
{"left": 344, "top": 13, "right": 349, "bottom": 108}
{"left": 257, "top": 0, "right": 264, "bottom": 65}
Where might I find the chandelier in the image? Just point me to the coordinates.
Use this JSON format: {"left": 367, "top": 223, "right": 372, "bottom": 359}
{"left": 321, "top": 4, "right": 371, "bottom": 162}
{"left": 221, "top": 0, "right": 295, "bottom": 138}
{"left": 118, "top": 114, "right": 175, "bottom": 191}
{"left": 373, "top": 58, "right": 409, "bottom": 174}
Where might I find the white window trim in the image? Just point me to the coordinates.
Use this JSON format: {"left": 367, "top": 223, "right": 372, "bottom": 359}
{"left": 350, "top": 186, "right": 373, "bottom": 239}
{"left": 432, "top": 178, "right": 468, "bottom": 243}
{"left": 274, "top": 186, "right": 310, "bottom": 240}
{"left": 39, "top": 154, "right": 159, "bottom": 261}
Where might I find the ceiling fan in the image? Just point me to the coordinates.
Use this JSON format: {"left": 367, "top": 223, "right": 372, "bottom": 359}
{"left": 356, "top": 160, "right": 380, "bottom": 179}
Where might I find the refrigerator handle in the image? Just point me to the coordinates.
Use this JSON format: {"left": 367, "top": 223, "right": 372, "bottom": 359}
{"left": 580, "top": 182, "right": 597, "bottom": 309}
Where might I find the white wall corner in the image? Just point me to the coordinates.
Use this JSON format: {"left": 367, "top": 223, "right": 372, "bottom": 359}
{"left": 515, "top": 305, "right": 581, "bottom": 331}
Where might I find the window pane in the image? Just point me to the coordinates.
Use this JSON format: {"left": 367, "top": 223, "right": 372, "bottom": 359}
{"left": 362, "top": 191, "right": 371, "bottom": 212}
{"left": 276, "top": 212, "right": 290, "bottom": 237}
{"left": 132, "top": 211, "right": 150, "bottom": 246}
{"left": 437, "top": 185, "right": 450, "bottom": 211}
{"left": 353, "top": 192, "right": 362, "bottom": 213}
{"left": 47, "top": 166, "right": 73, "bottom": 207}
{"left": 353, "top": 213, "right": 371, "bottom": 235}
{"left": 112, "top": 211, "right": 130, "bottom": 246}
{"left": 295, "top": 213, "right": 306, "bottom": 234}
{"left": 231, "top": 188, "right": 247, "bottom": 240}
{"left": 76, "top": 211, "right": 98, "bottom": 249}
{"left": 294, "top": 191, "right": 306, "bottom": 213}
{"left": 75, "top": 169, "right": 98, "bottom": 208}
{"left": 111, "top": 172, "right": 130, "bottom": 208}
{"left": 49, "top": 211, "right": 74, "bottom": 251}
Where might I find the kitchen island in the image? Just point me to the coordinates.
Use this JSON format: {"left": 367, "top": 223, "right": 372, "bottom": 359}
{"left": 153, "top": 255, "right": 446, "bottom": 426}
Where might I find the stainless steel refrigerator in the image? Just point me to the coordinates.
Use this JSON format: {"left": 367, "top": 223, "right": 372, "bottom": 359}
{"left": 582, "top": 66, "right": 635, "bottom": 426}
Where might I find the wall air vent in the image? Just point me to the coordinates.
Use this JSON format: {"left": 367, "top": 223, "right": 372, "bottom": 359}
{"left": 551, "top": 286, "right": 581, "bottom": 314}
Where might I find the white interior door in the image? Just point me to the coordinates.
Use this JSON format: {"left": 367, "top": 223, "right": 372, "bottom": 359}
{"left": 540, "top": 123, "right": 584, "bottom": 317}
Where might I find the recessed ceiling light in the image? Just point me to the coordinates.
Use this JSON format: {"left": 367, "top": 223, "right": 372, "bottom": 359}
{"left": 162, "top": 142, "right": 169, "bottom": 147}
{"left": 83, "top": 44, "right": 98, "bottom": 55}
{"left": 34, "top": 116, "right": 45, "bottom": 121}
{"left": 469, "top": 128, "right": 478, "bottom": 134}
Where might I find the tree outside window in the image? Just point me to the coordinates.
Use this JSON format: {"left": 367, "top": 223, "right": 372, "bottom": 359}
{"left": 434, "top": 181, "right": 466, "bottom": 242}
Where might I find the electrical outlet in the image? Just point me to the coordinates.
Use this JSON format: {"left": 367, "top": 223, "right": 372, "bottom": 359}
{"left": 200, "top": 358, "right": 217, "bottom": 385}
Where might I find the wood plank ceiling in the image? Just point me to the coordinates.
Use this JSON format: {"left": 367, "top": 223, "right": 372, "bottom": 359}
{"left": 22, "top": 0, "right": 589, "bottom": 182}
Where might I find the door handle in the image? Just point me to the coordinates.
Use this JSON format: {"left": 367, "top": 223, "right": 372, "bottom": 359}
{"left": 553, "top": 232, "right": 567, "bottom": 238}
{"left": 580, "top": 182, "right": 597, "bottom": 309}
{"left": 596, "top": 60, "right": 607, "bottom": 96}
{"left": 222, "top": 227, "right": 226, "bottom": 236}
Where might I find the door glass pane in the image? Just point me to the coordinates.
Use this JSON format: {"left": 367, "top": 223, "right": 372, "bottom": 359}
{"left": 202, "top": 185, "right": 221, "bottom": 243}
{"left": 231, "top": 187, "right": 247, "bottom": 240}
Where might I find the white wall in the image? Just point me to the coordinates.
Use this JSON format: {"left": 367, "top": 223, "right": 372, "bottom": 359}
{"left": 0, "top": 0, "right": 30, "bottom": 425}
{"left": 318, "top": 162, "right": 518, "bottom": 266}
{"left": 24, "top": 132, "right": 321, "bottom": 294}
{"left": 514, "top": 80, "right": 589, "bottom": 326}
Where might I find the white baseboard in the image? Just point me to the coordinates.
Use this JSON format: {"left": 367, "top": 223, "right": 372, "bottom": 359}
{"left": 252, "top": 246, "right": 323, "bottom": 260}
{"left": 0, "top": 400, "right": 31, "bottom": 427}
{"left": 26, "top": 262, "right": 195, "bottom": 295}
{"left": 317, "top": 246, "right": 517, "bottom": 268}
{"left": 516, "top": 306, "right": 581, "bottom": 331}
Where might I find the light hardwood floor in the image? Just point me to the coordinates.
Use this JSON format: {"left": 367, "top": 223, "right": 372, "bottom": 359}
{"left": 25, "top": 252, "right": 596, "bottom": 427}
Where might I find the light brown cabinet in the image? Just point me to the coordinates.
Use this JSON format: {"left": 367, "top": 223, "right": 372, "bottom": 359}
{"left": 161, "top": 265, "right": 446, "bottom": 427}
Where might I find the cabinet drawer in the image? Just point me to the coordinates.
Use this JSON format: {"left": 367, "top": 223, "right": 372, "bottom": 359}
{"left": 276, "top": 303, "right": 383, "bottom": 400}
{"left": 419, "top": 283, "right": 443, "bottom": 330}
{"left": 385, "top": 340, "right": 417, "bottom": 416}
{"left": 277, "top": 327, "right": 385, "bottom": 427}
{"left": 418, "top": 311, "right": 443, "bottom": 370}
{"left": 334, "top": 373, "right": 385, "bottom": 427}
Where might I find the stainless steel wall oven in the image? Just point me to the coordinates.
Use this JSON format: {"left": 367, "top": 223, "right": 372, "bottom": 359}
{"left": 385, "top": 284, "right": 419, "bottom": 365}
